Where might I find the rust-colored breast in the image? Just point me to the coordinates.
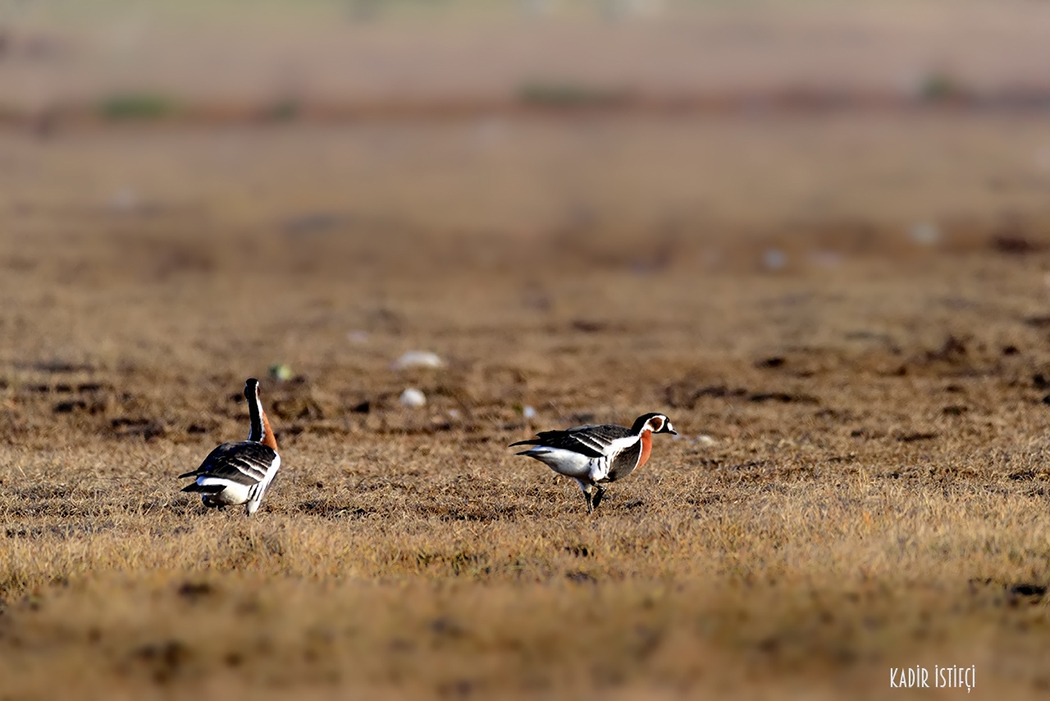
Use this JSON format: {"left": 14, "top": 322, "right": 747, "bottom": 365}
{"left": 261, "top": 412, "right": 279, "bottom": 452}
{"left": 636, "top": 429, "right": 653, "bottom": 469}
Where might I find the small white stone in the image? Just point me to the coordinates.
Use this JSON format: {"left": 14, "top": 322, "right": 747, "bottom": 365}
{"left": 762, "top": 248, "right": 786, "bottom": 271}
{"left": 393, "top": 351, "right": 444, "bottom": 370}
{"left": 522, "top": 405, "right": 536, "bottom": 419}
{"left": 910, "top": 222, "right": 940, "bottom": 246}
{"left": 399, "top": 388, "right": 426, "bottom": 408}
{"left": 696, "top": 434, "right": 717, "bottom": 446}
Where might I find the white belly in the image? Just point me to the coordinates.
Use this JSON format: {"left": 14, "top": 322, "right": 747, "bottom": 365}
{"left": 522, "top": 447, "right": 605, "bottom": 480}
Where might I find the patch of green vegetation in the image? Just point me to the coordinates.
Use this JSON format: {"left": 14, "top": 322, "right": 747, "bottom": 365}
{"left": 98, "top": 93, "right": 177, "bottom": 121}
{"left": 916, "top": 72, "right": 968, "bottom": 102}
{"left": 518, "top": 81, "right": 631, "bottom": 107}
{"left": 261, "top": 98, "right": 301, "bottom": 122}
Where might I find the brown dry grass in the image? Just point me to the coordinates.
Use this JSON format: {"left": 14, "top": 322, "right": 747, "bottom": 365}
{"left": 3, "top": 114, "right": 1050, "bottom": 699}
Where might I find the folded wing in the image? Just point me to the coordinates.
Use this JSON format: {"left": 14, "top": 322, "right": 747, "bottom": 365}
{"left": 179, "top": 441, "right": 279, "bottom": 487}
{"left": 511, "top": 423, "right": 634, "bottom": 457}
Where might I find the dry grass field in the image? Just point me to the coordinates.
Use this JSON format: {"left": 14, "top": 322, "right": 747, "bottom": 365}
{"left": 4, "top": 113, "right": 1050, "bottom": 700}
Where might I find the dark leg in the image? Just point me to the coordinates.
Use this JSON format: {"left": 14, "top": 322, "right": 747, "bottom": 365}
{"left": 577, "top": 480, "right": 595, "bottom": 514}
{"left": 592, "top": 485, "right": 606, "bottom": 511}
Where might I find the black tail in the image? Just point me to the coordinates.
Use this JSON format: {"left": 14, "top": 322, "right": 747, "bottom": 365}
{"left": 509, "top": 439, "right": 539, "bottom": 448}
{"left": 181, "top": 482, "right": 225, "bottom": 494}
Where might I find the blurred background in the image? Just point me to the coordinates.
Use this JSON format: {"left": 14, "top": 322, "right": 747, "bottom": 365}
{"left": 2, "top": 0, "right": 1050, "bottom": 281}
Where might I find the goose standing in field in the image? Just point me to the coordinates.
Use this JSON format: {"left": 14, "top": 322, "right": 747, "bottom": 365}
{"left": 511, "top": 412, "right": 676, "bottom": 513}
{"left": 179, "top": 378, "right": 281, "bottom": 515}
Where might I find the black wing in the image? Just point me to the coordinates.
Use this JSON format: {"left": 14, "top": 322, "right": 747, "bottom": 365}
{"left": 178, "top": 441, "right": 278, "bottom": 487}
{"left": 510, "top": 423, "right": 633, "bottom": 458}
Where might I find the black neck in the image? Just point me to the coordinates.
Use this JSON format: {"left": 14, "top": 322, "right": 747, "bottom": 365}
{"left": 245, "top": 382, "right": 264, "bottom": 442}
